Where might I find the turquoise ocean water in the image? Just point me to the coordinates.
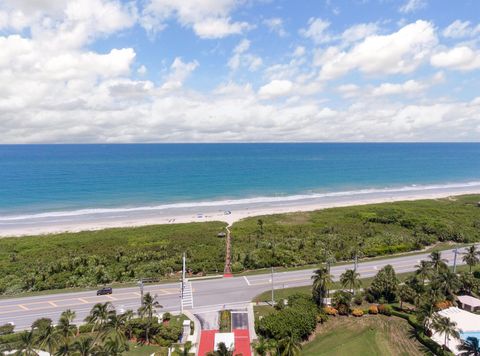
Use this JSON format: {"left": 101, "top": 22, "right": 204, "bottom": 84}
{"left": 0, "top": 143, "right": 479, "bottom": 218}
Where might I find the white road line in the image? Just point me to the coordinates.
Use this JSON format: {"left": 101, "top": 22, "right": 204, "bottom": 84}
{"left": 243, "top": 276, "right": 251, "bottom": 286}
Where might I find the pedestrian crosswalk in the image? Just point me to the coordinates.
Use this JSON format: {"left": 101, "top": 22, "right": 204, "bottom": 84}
{"left": 181, "top": 281, "right": 194, "bottom": 309}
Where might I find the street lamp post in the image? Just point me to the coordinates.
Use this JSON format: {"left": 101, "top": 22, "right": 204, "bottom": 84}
{"left": 453, "top": 248, "right": 458, "bottom": 273}
{"left": 271, "top": 266, "right": 274, "bottom": 306}
{"left": 138, "top": 279, "right": 144, "bottom": 307}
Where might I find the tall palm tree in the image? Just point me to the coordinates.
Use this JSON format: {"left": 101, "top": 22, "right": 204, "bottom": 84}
{"left": 431, "top": 314, "right": 460, "bottom": 349}
{"left": 84, "top": 302, "right": 113, "bottom": 333}
{"left": 58, "top": 309, "right": 77, "bottom": 338}
{"left": 458, "top": 336, "right": 480, "bottom": 356}
{"left": 415, "top": 260, "right": 433, "bottom": 284}
{"left": 430, "top": 251, "right": 448, "bottom": 273}
{"left": 15, "top": 330, "right": 38, "bottom": 356}
{"left": 207, "top": 342, "right": 233, "bottom": 356}
{"left": 340, "top": 269, "right": 361, "bottom": 295}
{"left": 138, "top": 292, "right": 163, "bottom": 320}
{"left": 311, "top": 266, "right": 332, "bottom": 306}
{"left": 36, "top": 321, "right": 59, "bottom": 355}
{"left": 102, "top": 310, "right": 128, "bottom": 348}
{"left": 463, "top": 245, "right": 480, "bottom": 273}
{"left": 279, "top": 333, "right": 301, "bottom": 356}
{"left": 434, "top": 269, "right": 461, "bottom": 299}
{"left": 72, "top": 336, "right": 96, "bottom": 356}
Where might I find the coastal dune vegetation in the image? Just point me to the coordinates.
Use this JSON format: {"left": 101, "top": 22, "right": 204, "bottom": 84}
{"left": 1, "top": 195, "right": 479, "bottom": 295}
{"left": 230, "top": 195, "right": 480, "bottom": 271}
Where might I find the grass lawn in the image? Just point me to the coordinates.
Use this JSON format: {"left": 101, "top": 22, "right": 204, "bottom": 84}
{"left": 301, "top": 315, "right": 425, "bottom": 356}
{"left": 125, "top": 342, "right": 165, "bottom": 355}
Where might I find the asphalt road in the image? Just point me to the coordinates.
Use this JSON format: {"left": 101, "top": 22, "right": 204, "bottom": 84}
{"left": 0, "top": 245, "right": 473, "bottom": 331}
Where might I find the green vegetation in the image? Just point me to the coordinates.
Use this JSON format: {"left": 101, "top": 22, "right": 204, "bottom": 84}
{"left": 0, "top": 292, "right": 186, "bottom": 355}
{"left": 231, "top": 195, "right": 480, "bottom": 270}
{"left": 253, "top": 248, "right": 480, "bottom": 355}
{"left": 0, "top": 222, "right": 226, "bottom": 295}
{"left": 2, "top": 195, "right": 480, "bottom": 296}
{"left": 300, "top": 315, "right": 423, "bottom": 356}
{"left": 219, "top": 310, "right": 231, "bottom": 332}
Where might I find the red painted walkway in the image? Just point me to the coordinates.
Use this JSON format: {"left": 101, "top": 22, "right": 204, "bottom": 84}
{"left": 198, "top": 329, "right": 251, "bottom": 356}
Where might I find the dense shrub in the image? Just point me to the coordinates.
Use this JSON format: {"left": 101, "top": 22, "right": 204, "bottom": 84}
{"left": 435, "top": 300, "right": 453, "bottom": 310}
{"left": 366, "top": 265, "right": 399, "bottom": 303}
{"left": 353, "top": 294, "right": 363, "bottom": 306}
{"left": 256, "top": 294, "right": 317, "bottom": 340}
{"left": 352, "top": 309, "right": 364, "bottom": 317}
{"left": 323, "top": 306, "right": 338, "bottom": 316}
{"left": 0, "top": 324, "right": 14, "bottom": 335}
{"left": 368, "top": 305, "right": 379, "bottom": 314}
{"left": 377, "top": 304, "right": 392, "bottom": 316}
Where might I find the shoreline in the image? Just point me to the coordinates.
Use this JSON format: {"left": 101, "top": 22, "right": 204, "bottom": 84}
{"left": 1, "top": 183, "right": 479, "bottom": 237}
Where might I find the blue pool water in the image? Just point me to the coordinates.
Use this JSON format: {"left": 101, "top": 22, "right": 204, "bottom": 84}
{"left": 461, "top": 331, "right": 480, "bottom": 340}
{"left": 0, "top": 143, "right": 479, "bottom": 218}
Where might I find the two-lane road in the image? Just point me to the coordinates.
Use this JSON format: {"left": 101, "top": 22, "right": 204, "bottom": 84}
{"left": 0, "top": 245, "right": 473, "bottom": 330}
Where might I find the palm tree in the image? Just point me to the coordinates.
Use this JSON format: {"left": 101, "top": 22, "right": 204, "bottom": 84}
{"left": 434, "top": 269, "right": 461, "bottom": 299}
{"left": 138, "top": 292, "right": 163, "bottom": 320}
{"left": 15, "top": 330, "right": 38, "bottom": 356}
{"left": 415, "top": 260, "right": 433, "bottom": 284}
{"left": 431, "top": 314, "right": 460, "bottom": 349}
{"left": 175, "top": 341, "right": 193, "bottom": 356}
{"left": 207, "top": 342, "right": 233, "bottom": 356}
{"left": 72, "top": 336, "right": 95, "bottom": 356}
{"left": 311, "top": 266, "right": 332, "bottom": 307}
{"left": 58, "top": 309, "right": 77, "bottom": 338}
{"left": 36, "top": 320, "right": 59, "bottom": 355}
{"left": 279, "top": 333, "right": 301, "bottom": 356}
{"left": 101, "top": 310, "right": 129, "bottom": 348}
{"left": 340, "top": 269, "right": 361, "bottom": 294}
{"left": 430, "top": 251, "right": 448, "bottom": 273}
{"left": 463, "top": 245, "right": 480, "bottom": 273}
{"left": 458, "top": 336, "right": 480, "bottom": 356}
{"left": 84, "top": 302, "right": 113, "bottom": 333}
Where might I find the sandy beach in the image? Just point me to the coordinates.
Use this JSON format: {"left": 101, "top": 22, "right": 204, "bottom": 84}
{"left": 1, "top": 182, "right": 479, "bottom": 237}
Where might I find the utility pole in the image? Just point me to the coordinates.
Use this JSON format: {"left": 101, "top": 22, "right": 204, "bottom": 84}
{"left": 138, "top": 279, "right": 144, "bottom": 307}
{"left": 453, "top": 248, "right": 458, "bottom": 273}
{"left": 181, "top": 252, "right": 186, "bottom": 313}
{"left": 271, "top": 266, "right": 274, "bottom": 306}
{"left": 354, "top": 253, "right": 358, "bottom": 272}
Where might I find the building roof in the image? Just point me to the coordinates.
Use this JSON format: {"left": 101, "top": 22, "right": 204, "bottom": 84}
{"left": 457, "top": 295, "right": 480, "bottom": 308}
{"left": 214, "top": 332, "right": 235, "bottom": 351}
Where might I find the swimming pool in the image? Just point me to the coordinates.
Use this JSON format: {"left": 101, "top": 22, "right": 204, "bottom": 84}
{"left": 460, "top": 331, "right": 480, "bottom": 340}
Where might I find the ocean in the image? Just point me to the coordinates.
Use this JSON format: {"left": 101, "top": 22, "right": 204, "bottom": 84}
{"left": 0, "top": 143, "right": 480, "bottom": 223}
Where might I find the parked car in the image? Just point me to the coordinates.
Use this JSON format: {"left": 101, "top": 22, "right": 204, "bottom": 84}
{"left": 96, "top": 287, "right": 113, "bottom": 295}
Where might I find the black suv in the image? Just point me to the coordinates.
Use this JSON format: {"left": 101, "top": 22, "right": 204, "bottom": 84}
{"left": 96, "top": 287, "right": 113, "bottom": 295}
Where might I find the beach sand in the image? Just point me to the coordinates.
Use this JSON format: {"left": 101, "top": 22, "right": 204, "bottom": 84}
{"left": 1, "top": 184, "right": 479, "bottom": 237}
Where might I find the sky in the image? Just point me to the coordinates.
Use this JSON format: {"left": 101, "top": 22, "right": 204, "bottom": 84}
{"left": 0, "top": 0, "right": 479, "bottom": 143}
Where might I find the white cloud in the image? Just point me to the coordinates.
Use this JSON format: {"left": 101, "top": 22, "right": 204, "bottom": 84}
{"left": 263, "top": 17, "right": 287, "bottom": 37}
{"left": 371, "top": 80, "right": 426, "bottom": 96}
{"left": 430, "top": 46, "right": 480, "bottom": 71}
{"left": 162, "top": 57, "right": 199, "bottom": 90}
{"left": 319, "top": 20, "right": 437, "bottom": 80}
{"left": 399, "top": 0, "right": 427, "bottom": 14}
{"left": 141, "top": 0, "right": 250, "bottom": 38}
{"left": 341, "top": 23, "right": 378, "bottom": 44}
{"left": 299, "top": 18, "right": 332, "bottom": 44}
{"left": 442, "top": 20, "right": 480, "bottom": 39}
{"left": 137, "top": 65, "right": 147, "bottom": 75}
{"left": 228, "top": 39, "right": 263, "bottom": 71}
{"left": 258, "top": 80, "right": 293, "bottom": 99}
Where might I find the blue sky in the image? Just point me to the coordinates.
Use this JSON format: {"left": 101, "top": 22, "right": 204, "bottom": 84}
{"left": 0, "top": 0, "right": 479, "bottom": 142}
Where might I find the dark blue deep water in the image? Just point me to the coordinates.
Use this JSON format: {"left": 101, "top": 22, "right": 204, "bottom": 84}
{"left": 0, "top": 143, "right": 479, "bottom": 216}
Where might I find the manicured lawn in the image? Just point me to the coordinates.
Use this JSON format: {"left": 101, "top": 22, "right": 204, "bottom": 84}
{"left": 124, "top": 342, "right": 165, "bottom": 355}
{"left": 301, "top": 315, "right": 424, "bottom": 356}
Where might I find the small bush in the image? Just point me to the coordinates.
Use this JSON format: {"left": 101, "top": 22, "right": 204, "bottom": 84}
{"left": 368, "top": 305, "right": 379, "bottom": 314}
{"left": 435, "top": 300, "right": 453, "bottom": 310}
{"left": 317, "top": 312, "right": 328, "bottom": 324}
{"left": 0, "top": 324, "right": 14, "bottom": 335}
{"left": 353, "top": 294, "right": 363, "bottom": 306}
{"left": 162, "top": 312, "right": 171, "bottom": 321}
{"left": 378, "top": 304, "right": 392, "bottom": 316}
{"left": 352, "top": 309, "right": 363, "bottom": 317}
{"left": 473, "top": 269, "right": 480, "bottom": 279}
{"left": 323, "top": 306, "right": 338, "bottom": 316}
